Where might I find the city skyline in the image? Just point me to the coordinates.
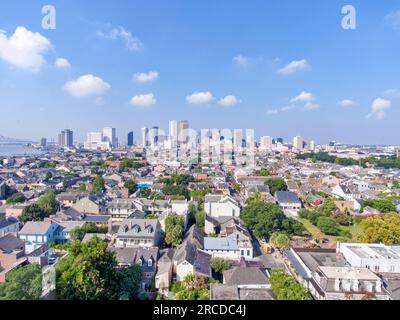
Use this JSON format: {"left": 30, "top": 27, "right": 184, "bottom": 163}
{"left": 0, "top": 0, "right": 400, "bottom": 145}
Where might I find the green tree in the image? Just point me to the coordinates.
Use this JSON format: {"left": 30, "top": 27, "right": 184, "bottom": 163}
{"left": 36, "top": 190, "right": 58, "bottom": 214}
{"left": 78, "top": 183, "right": 86, "bottom": 191}
{"left": 124, "top": 180, "right": 137, "bottom": 195}
{"left": 241, "top": 200, "right": 304, "bottom": 240}
{"left": 195, "top": 210, "right": 206, "bottom": 230}
{"left": 357, "top": 213, "right": 400, "bottom": 244}
{"left": 44, "top": 172, "right": 53, "bottom": 180}
{"left": 265, "top": 178, "right": 287, "bottom": 194}
{"left": 361, "top": 199, "right": 397, "bottom": 213}
{"left": 269, "top": 269, "right": 311, "bottom": 300}
{"left": 210, "top": 258, "right": 230, "bottom": 274}
{"left": 56, "top": 237, "right": 119, "bottom": 300}
{"left": 316, "top": 216, "right": 340, "bottom": 236}
{"left": 117, "top": 265, "right": 143, "bottom": 300}
{"left": 6, "top": 192, "right": 26, "bottom": 205}
{"left": 270, "top": 232, "right": 291, "bottom": 251}
{"left": 0, "top": 264, "right": 42, "bottom": 300}
{"left": 165, "top": 214, "right": 184, "bottom": 247}
{"left": 70, "top": 223, "right": 102, "bottom": 241}
{"left": 92, "top": 175, "right": 105, "bottom": 193}
{"left": 254, "top": 168, "right": 272, "bottom": 176}
{"left": 19, "top": 204, "right": 46, "bottom": 223}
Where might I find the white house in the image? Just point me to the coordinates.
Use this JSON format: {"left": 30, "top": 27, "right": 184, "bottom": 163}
{"left": 204, "top": 237, "right": 251, "bottom": 260}
{"left": 204, "top": 195, "right": 240, "bottom": 218}
{"left": 331, "top": 184, "right": 354, "bottom": 201}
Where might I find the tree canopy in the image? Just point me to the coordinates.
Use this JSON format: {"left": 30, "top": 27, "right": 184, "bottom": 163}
{"left": 56, "top": 237, "right": 119, "bottom": 300}
{"left": 0, "top": 264, "right": 42, "bottom": 300}
{"left": 357, "top": 213, "right": 400, "bottom": 244}
{"left": 92, "top": 175, "right": 105, "bottom": 193}
{"left": 165, "top": 214, "right": 185, "bottom": 247}
{"left": 269, "top": 269, "right": 311, "bottom": 300}
{"left": 124, "top": 180, "right": 137, "bottom": 195}
{"left": 265, "top": 178, "right": 288, "bottom": 194}
{"left": 210, "top": 258, "right": 231, "bottom": 274}
{"left": 117, "top": 265, "right": 143, "bottom": 300}
{"left": 270, "top": 232, "right": 291, "bottom": 251}
{"left": 361, "top": 199, "right": 397, "bottom": 213}
{"left": 6, "top": 192, "right": 26, "bottom": 205}
{"left": 241, "top": 200, "right": 304, "bottom": 240}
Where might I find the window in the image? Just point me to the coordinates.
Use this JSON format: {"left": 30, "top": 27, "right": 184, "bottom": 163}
{"left": 148, "top": 259, "right": 153, "bottom": 267}
{"left": 137, "top": 259, "right": 143, "bottom": 266}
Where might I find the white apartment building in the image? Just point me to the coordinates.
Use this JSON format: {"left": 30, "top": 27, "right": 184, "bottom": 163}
{"left": 293, "top": 136, "right": 304, "bottom": 150}
{"left": 102, "top": 127, "right": 117, "bottom": 148}
{"left": 84, "top": 132, "right": 111, "bottom": 151}
{"left": 260, "top": 136, "right": 273, "bottom": 151}
{"left": 337, "top": 243, "right": 400, "bottom": 273}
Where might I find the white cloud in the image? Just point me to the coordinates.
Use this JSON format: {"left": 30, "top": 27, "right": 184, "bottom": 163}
{"left": 384, "top": 88, "right": 400, "bottom": 98}
{"left": 97, "top": 26, "right": 143, "bottom": 51}
{"left": 302, "top": 102, "right": 320, "bottom": 111}
{"left": 266, "top": 109, "right": 279, "bottom": 116}
{"left": 55, "top": 58, "right": 71, "bottom": 69}
{"left": 186, "top": 91, "right": 214, "bottom": 104}
{"left": 0, "top": 26, "right": 53, "bottom": 72}
{"left": 281, "top": 105, "right": 295, "bottom": 112}
{"left": 133, "top": 71, "right": 159, "bottom": 83}
{"left": 233, "top": 55, "right": 249, "bottom": 66}
{"left": 338, "top": 99, "right": 356, "bottom": 107}
{"left": 367, "top": 98, "right": 391, "bottom": 120}
{"left": 130, "top": 93, "right": 156, "bottom": 107}
{"left": 278, "top": 59, "right": 309, "bottom": 75}
{"left": 290, "top": 91, "right": 315, "bottom": 103}
{"left": 218, "top": 95, "right": 241, "bottom": 107}
{"left": 385, "top": 11, "right": 400, "bottom": 29}
{"left": 63, "top": 74, "right": 111, "bottom": 97}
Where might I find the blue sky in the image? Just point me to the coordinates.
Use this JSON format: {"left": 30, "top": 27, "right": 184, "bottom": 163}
{"left": 0, "top": 0, "right": 399, "bottom": 145}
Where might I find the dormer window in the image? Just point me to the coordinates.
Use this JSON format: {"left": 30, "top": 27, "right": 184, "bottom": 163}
{"left": 147, "top": 225, "right": 154, "bottom": 234}
{"left": 148, "top": 259, "right": 153, "bottom": 267}
{"left": 137, "top": 258, "right": 143, "bottom": 266}
{"left": 123, "top": 225, "right": 129, "bottom": 233}
{"left": 133, "top": 225, "right": 141, "bottom": 233}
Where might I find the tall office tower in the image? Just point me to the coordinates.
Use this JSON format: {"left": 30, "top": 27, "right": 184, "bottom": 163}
{"left": 309, "top": 140, "right": 316, "bottom": 152}
{"left": 102, "top": 127, "right": 117, "bottom": 148}
{"left": 260, "top": 136, "right": 273, "bottom": 150}
{"left": 169, "top": 120, "right": 179, "bottom": 147}
{"left": 141, "top": 127, "right": 149, "bottom": 147}
{"left": 247, "top": 134, "right": 255, "bottom": 149}
{"left": 293, "top": 136, "right": 304, "bottom": 150}
{"left": 178, "top": 120, "right": 189, "bottom": 144}
{"left": 58, "top": 132, "right": 65, "bottom": 147}
{"left": 127, "top": 131, "right": 134, "bottom": 147}
{"left": 40, "top": 138, "right": 47, "bottom": 147}
{"left": 276, "top": 138, "right": 284, "bottom": 144}
{"left": 233, "top": 130, "right": 243, "bottom": 150}
{"left": 148, "top": 127, "right": 159, "bottom": 146}
{"left": 58, "top": 129, "right": 74, "bottom": 147}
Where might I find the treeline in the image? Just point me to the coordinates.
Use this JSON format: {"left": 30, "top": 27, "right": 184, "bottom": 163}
{"left": 297, "top": 152, "right": 400, "bottom": 169}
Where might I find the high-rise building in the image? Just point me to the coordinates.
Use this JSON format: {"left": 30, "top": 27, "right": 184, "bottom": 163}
{"left": 233, "top": 130, "right": 243, "bottom": 149}
{"left": 169, "top": 120, "right": 190, "bottom": 146}
{"left": 127, "top": 131, "right": 134, "bottom": 147}
{"left": 58, "top": 129, "right": 73, "bottom": 147}
{"left": 141, "top": 127, "right": 149, "bottom": 147}
{"left": 260, "top": 136, "right": 273, "bottom": 151}
{"left": 169, "top": 120, "right": 179, "bottom": 147}
{"left": 84, "top": 132, "right": 111, "bottom": 150}
{"left": 148, "top": 127, "right": 159, "bottom": 146}
{"left": 309, "top": 140, "right": 316, "bottom": 151}
{"left": 40, "top": 138, "right": 47, "bottom": 147}
{"left": 102, "top": 127, "right": 117, "bottom": 148}
{"left": 293, "top": 136, "right": 304, "bottom": 150}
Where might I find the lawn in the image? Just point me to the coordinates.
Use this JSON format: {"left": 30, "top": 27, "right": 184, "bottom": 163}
{"left": 297, "top": 218, "right": 362, "bottom": 243}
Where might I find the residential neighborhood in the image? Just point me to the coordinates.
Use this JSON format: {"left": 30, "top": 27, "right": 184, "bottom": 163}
{"left": 1, "top": 129, "right": 400, "bottom": 301}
